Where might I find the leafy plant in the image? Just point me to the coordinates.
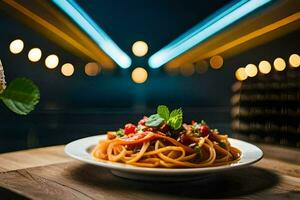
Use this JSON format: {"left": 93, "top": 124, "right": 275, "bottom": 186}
{"left": 146, "top": 105, "right": 183, "bottom": 130}
{"left": 0, "top": 78, "right": 40, "bottom": 115}
{"left": 157, "top": 105, "right": 169, "bottom": 120}
{"left": 145, "top": 114, "right": 165, "bottom": 127}
{"left": 168, "top": 108, "right": 183, "bottom": 130}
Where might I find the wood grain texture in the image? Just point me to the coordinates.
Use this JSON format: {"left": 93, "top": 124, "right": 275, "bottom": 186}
{"left": 0, "top": 145, "right": 71, "bottom": 172}
{"left": 257, "top": 144, "right": 300, "bottom": 164}
{"left": 256, "top": 158, "right": 300, "bottom": 178}
{"left": 0, "top": 144, "right": 299, "bottom": 199}
{"left": 0, "top": 161, "right": 299, "bottom": 200}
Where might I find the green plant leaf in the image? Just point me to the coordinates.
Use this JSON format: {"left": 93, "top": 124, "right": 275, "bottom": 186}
{"left": 0, "top": 78, "right": 40, "bottom": 115}
{"left": 157, "top": 105, "right": 169, "bottom": 121}
{"left": 168, "top": 115, "right": 183, "bottom": 130}
{"left": 168, "top": 108, "right": 183, "bottom": 130}
{"left": 145, "top": 114, "right": 164, "bottom": 127}
{"left": 169, "top": 108, "right": 182, "bottom": 119}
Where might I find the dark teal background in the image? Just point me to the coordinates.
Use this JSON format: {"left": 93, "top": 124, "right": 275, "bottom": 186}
{"left": 0, "top": 0, "right": 299, "bottom": 152}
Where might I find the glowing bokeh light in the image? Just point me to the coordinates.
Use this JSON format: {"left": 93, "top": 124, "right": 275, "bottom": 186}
{"left": 258, "top": 60, "right": 271, "bottom": 74}
{"left": 132, "top": 41, "right": 148, "bottom": 57}
{"left": 209, "top": 55, "right": 223, "bottom": 69}
{"left": 85, "top": 62, "right": 101, "bottom": 76}
{"left": 28, "top": 48, "right": 42, "bottom": 62}
{"left": 195, "top": 60, "right": 208, "bottom": 74}
{"left": 235, "top": 67, "right": 247, "bottom": 81}
{"left": 61, "top": 63, "right": 74, "bottom": 76}
{"left": 52, "top": 0, "right": 131, "bottom": 68}
{"left": 9, "top": 39, "right": 24, "bottom": 54}
{"left": 164, "top": 66, "right": 179, "bottom": 76}
{"left": 245, "top": 64, "right": 258, "bottom": 77}
{"left": 131, "top": 67, "right": 148, "bottom": 84}
{"left": 273, "top": 57, "right": 286, "bottom": 71}
{"left": 180, "top": 63, "right": 195, "bottom": 76}
{"left": 45, "top": 54, "right": 59, "bottom": 69}
{"left": 289, "top": 54, "right": 300, "bottom": 68}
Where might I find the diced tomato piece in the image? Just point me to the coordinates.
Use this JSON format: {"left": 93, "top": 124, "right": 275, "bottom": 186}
{"left": 120, "top": 132, "right": 153, "bottom": 143}
{"left": 124, "top": 123, "right": 137, "bottom": 135}
{"left": 199, "top": 125, "right": 210, "bottom": 136}
{"left": 127, "top": 132, "right": 146, "bottom": 140}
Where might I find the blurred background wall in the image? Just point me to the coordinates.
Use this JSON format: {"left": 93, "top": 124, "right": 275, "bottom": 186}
{"left": 0, "top": 0, "right": 299, "bottom": 152}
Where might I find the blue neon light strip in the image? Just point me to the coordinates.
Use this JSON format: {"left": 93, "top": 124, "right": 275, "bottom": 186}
{"left": 52, "top": 0, "right": 131, "bottom": 68}
{"left": 148, "top": 0, "right": 272, "bottom": 69}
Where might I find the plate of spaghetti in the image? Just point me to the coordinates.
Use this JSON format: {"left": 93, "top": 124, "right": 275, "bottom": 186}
{"left": 65, "top": 105, "right": 263, "bottom": 181}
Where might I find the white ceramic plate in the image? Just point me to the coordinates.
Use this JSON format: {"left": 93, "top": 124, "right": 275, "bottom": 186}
{"left": 65, "top": 135, "right": 263, "bottom": 181}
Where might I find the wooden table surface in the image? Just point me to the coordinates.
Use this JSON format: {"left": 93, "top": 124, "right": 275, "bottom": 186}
{"left": 0, "top": 144, "right": 299, "bottom": 200}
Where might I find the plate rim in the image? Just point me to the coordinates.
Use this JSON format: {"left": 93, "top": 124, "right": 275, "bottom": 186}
{"left": 65, "top": 135, "right": 263, "bottom": 175}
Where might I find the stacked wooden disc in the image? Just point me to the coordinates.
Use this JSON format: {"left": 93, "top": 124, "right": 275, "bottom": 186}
{"left": 231, "top": 69, "right": 300, "bottom": 148}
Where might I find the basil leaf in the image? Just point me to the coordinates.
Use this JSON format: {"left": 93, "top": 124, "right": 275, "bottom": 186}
{"left": 169, "top": 115, "right": 183, "bottom": 130}
{"left": 168, "top": 108, "right": 183, "bottom": 130}
{"left": 169, "top": 108, "right": 182, "bottom": 119}
{"left": 145, "top": 114, "right": 164, "bottom": 127}
{"left": 0, "top": 78, "right": 40, "bottom": 115}
{"left": 157, "top": 105, "right": 169, "bottom": 121}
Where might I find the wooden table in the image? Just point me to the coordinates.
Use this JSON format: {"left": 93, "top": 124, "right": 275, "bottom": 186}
{"left": 0, "top": 144, "right": 299, "bottom": 200}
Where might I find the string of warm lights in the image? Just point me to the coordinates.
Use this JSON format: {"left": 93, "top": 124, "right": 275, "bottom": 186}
{"left": 132, "top": 41, "right": 148, "bottom": 57}
{"left": 85, "top": 62, "right": 101, "bottom": 76}
{"left": 9, "top": 39, "right": 103, "bottom": 78}
{"left": 11, "top": 37, "right": 298, "bottom": 84}
{"left": 8, "top": 37, "right": 228, "bottom": 82}
{"left": 61, "top": 63, "right": 74, "bottom": 77}
{"left": 8, "top": 38, "right": 151, "bottom": 83}
{"left": 9, "top": 39, "right": 24, "bottom": 54}
{"left": 131, "top": 41, "right": 148, "bottom": 84}
{"left": 28, "top": 48, "right": 42, "bottom": 62}
{"left": 209, "top": 55, "right": 224, "bottom": 69}
{"left": 45, "top": 54, "right": 59, "bottom": 69}
{"left": 164, "top": 55, "right": 224, "bottom": 76}
{"left": 235, "top": 53, "right": 300, "bottom": 81}
{"left": 9, "top": 38, "right": 76, "bottom": 77}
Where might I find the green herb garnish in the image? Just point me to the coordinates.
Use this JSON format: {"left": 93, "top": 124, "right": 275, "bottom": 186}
{"left": 145, "top": 114, "right": 165, "bottom": 127}
{"left": 116, "top": 129, "right": 124, "bottom": 137}
{"left": 191, "top": 122, "right": 200, "bottom": 136}
{"left": 168, "top": 108, "right": 183, "bottom": 130}
{"left": 146, "top": 105, "right": 183, "bottom": 130}
{"left": 157, "top": 105, "right": 170, "bottom": 121}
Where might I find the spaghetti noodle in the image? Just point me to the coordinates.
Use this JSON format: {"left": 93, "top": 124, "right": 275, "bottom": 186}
{"left": 92, "top": 106, "right": 241, "bottom": 168}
